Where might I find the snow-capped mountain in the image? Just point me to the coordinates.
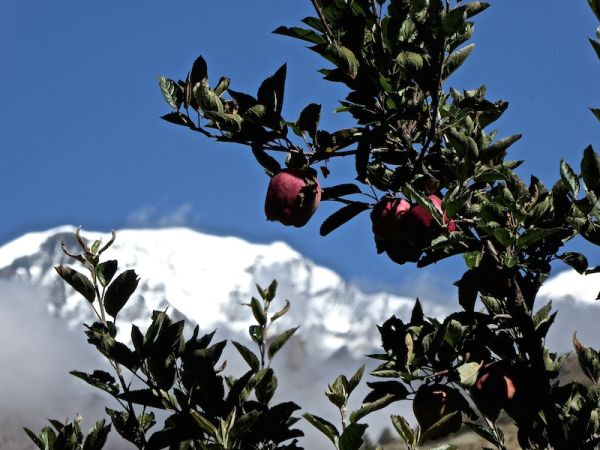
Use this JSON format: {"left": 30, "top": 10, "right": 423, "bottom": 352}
{"left": 0, "top": 225, "right": 449, "bottom": 358}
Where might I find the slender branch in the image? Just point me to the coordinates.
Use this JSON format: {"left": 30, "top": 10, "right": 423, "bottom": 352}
{"left": 310, "top": 0, "right": 335, "bottom": 42}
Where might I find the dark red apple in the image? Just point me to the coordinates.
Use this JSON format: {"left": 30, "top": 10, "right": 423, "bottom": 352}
{"left": 470, "top": 362, "right": 516, "bottom": 420}
{"left": 370, "top": 196, "right": 411, "bottom": 240}
{"left": 402, "top": 194, "right": 455, "bottom": 248}
{"left": 264, "top": 169, "right": 321, "bottom": 227}
{"left": 413, "top": 384, "right": 463, "bottom": 438}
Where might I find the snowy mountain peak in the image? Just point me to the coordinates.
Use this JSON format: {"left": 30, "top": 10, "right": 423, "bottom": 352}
{"left": 0, "top": 226, "right": 435, "bottom": 358}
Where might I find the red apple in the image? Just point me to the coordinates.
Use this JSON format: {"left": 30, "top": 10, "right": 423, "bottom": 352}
{"left": 413, "top": 384, "right": 463, "bottom": 438}
{"left": 370, "top": 197, "right": 411, "bottom": 240}
{"left": 470, "top": 362, "right": 516, "bottom": 420}
{"left": 264, "top": 169, "right": 321, "bottom": 227}
{"left": 402, "top": 194, "right": 455, "bottom": 248}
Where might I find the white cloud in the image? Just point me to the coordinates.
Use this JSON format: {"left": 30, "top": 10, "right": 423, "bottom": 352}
{"left": 125, "top": 203, "right": 196, "bottom": 227}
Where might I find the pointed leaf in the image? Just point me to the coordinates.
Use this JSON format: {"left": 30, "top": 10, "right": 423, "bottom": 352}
{"left": 97, "top": 260, "right": 118, "bottom": 287}
{"left": 320, "top": 202, "right": 369, "bottom": 236}
{"left": 296, "top": 103, "right": 321, "bottom": 139}
{"left": 104, "top": 270, "right": 140, "bottom": 318}
{"left": 328, "top": 43, "right": 359, "bottom": 78}
{"left": 159, "top": 77, "right": 182, "bottom": 109}
{"left": 303, "top": 413, "right": 339, "bottom": 445}
{"left": 55, "top": 266, "right": 96, "bottom": 303}
{"left": 273, "top": 26, "right": 326, "bottom": 44}
{"left": 339, "top": 423, "right": 368, "bottom": 450}
{"left": 268, "top": 327, "right": 299, "bottom": 360}
{"left": 443, "top": 44, "right": 475, "bottom": 79}
{"left": 189, "top": 56, "right": 208, "bottom": 87}
{"left": 558, "top": 252, "right": 588, "bottom": 274}
{"left": 560, "top": 160, "right": 580, "bottom": 197}
{"left": 232, "top": 341, "right": 260, "bottom": 371}
{"left": 581, "top": 145, "right": 600, "bottom": 195}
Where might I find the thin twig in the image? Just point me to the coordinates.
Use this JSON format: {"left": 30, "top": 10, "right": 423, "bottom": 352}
{"left": 310, "top": 0, "right": 335, "bottom": 42}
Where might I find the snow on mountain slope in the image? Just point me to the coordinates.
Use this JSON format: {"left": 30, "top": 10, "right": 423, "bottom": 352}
{"left": 0, "top": 226, "right": 448, "bottom": 358}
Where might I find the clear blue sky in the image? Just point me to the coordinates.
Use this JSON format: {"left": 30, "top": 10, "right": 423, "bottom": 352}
{"left": 1, "top": 1, "right": 599, "bottom": 296}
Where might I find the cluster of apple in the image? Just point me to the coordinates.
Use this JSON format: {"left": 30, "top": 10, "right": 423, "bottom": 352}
{"left": 370, "top": 194, "right": 455, "bottom": 264}
{"left": 263, "top": 168, "right": 455, "bottom": 264}
{"left": 412, "top": 362, "right": 536, "bottom": 439}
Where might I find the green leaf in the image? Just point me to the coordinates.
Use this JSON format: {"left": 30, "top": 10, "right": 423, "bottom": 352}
{"left": 347, "top": 365, "right": 365, "bottom": 395}
{"left": 268, "top": 327, "right": 299, "bottom": 360}
{"left": 213, "top": 76, "right": 230, "bottom": 96}
{"left": 23, "top": 428, "right": 45, "bottom": 449}
{"left": 229, "top": 411, "right": 260, "bottom": 441}
{"left": 581, "top": 145, "right": 600, "bottom": 196}
{"left": 96, "top": 260, "right": 118, "bottom": 287}
{"left": 255, "top": 368, "right": 278, "bottom": 404}
{"left": 420, "top": 411, "right": 461, "bottom": 443}
{"left": 465, "top": 422, "right": 498, "bottom": 446}
{"left": 55, "top": 266, "right": 96, "bottom": 303}
{"left": 193, "top": 80, "right": 224, "bottom": 113}
{"left": 350, "top": 393, "right": 398, "bottom": 423}
{"left": 443, "top": 44, "right": 475, "bottom": 79}
{"left": 270, "top": 299, "right": 290, "bottom": 322}
{"left": 320, "top": 202, "right": 370, "bottom": 236}
{"left": 296, "top": 103, "right": 321, "bottom": 139}
{"left": 518, "top": 227, "right": 562, "bottom": 247}
{"left": 70, "top": 370, "right": 119, "bottom": 396}
{"left": 191, "top": 411, "right": 218, "bottom": 437}
{"left": 204, "top": 111, "right": 243, "bottom": 132}
{"left": 251, "top": 145, "right": 281, "bottom": 176}
{"left": 104, "top": 270, "right": 140, "bottom": 318}
{"left": 322, "top": 183, "right": 362, "bottom": 200}
{"left": 250, "top": 297, "right": 267, "bottom": 325}
{"left": 558, "top": 252, "right": 589, "bottom": 274}
{"left": 189, "top": 56, "right": 208, "bottom": 87}
{"left": 481, "top": 134, "right": 522, "bottom": 161}
{"left": 273, "top": 26, "right": 326, "bottom": 44}
{"left": 560, "top": 160, "right": 580, "bottom": 197}
{"left": 257, "top": 64, "right": 287, "bottom": 115}
{"left": 119, "top": 389, "right": 165, "bottom": 409}
{"left": 328, "top": 43, "right": 359, "bottom": 78}
{"left": 589, "top": 0, "right": 600, "bottom": 21}
{"left": 573, "top": 333, "right": 600, "bottom": 384}
{"left": 339, "top": 423, "right": 368, "bottom": 450}
{"left": 464, "top": 2, "right": 490, "bottom": 18}
{"left": 232, "top": 341, "right": 260, "bottom": 371}
{"left": 303, "top": 413, "right": 339, "bottom": 445}
{"left": 158, "top": 77, "right": 182, "bottom": 110}
{"left": 493, "top": 228, "right": 513, "bottom": 247}
{"left": 396, "top": 51, "right": 424, "bottom": 70}
{"left": 83, "top": 420, "right": 111, "bottom": 450}
{"left": 457, "top": 362, "right": 481, "bottom": 387}
{"left": 391, "top": 415, "right": 414, "bottom": 445}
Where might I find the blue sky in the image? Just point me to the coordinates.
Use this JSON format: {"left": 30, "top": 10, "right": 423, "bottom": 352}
{"left": 1, "top": 1, "right": 599, "bottom": 296}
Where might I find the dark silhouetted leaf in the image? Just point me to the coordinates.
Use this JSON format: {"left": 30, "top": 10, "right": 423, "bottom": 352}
{"left": 268, "top": 327, "right": 299, "bottom": 360}
{"left": 273, "top": 26, "right": 326, "bottom": 44}
{"left": 104, "top": 270, "right": 140, "bottom": 318}
{"left": 303, "top": 413, "right": 339, "bottom": 445}
{"left": 339, "top": 422, "right": 368, "bottom": 450}
{"left": 443, "top": 44, "right": 475, "bottom": 79}
{"left": 55, "top": 266, "right": 96, "bottom": 303}
{"left": 97, "top": 260, "right": 118, "bottom": 287}
{"left": 322, "top": 183, "right": 362, "bottom": 200}
{"left": 581, "top": 145, "right": 600, "bottom": 195}
{"left": 320, "top": 202, "right": 369, "bottom": 236}
{"left": 559, "top": 252, "right": 588, "bottom": 274}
